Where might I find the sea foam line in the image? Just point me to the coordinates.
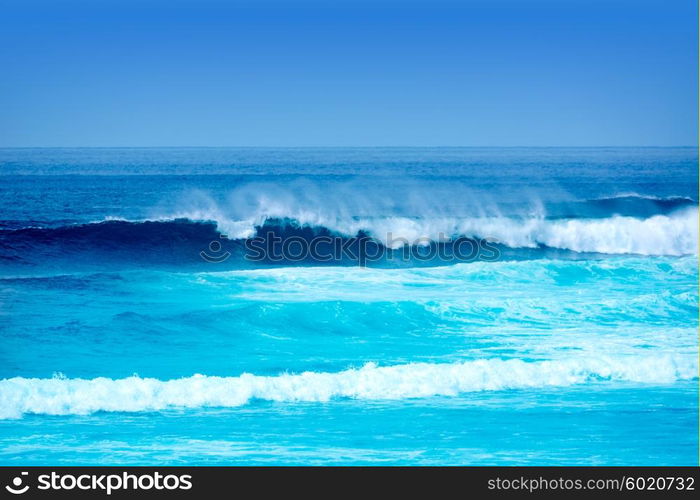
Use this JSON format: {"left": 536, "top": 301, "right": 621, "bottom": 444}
{"left": 0, "top": 355, "right": 696, "bottom": 419}
{"left": 166, "top": 208, "right": 699, "bottom": 255}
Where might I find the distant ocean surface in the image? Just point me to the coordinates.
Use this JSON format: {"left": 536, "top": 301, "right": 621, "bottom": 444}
{"left": 0, "top": 147, "right": 697, "bottom": 465}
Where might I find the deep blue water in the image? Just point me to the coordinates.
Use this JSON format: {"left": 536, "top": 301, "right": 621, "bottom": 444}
{"left": 0, "top": 147, "right": 697, "bottom": 465}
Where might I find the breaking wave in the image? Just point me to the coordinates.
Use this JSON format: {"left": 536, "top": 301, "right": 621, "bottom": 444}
{"left": 1, "top": 355, "right": 696, "bottom": 419}
{"left": 1, "top": 207, "right": 696, "bottom": 262}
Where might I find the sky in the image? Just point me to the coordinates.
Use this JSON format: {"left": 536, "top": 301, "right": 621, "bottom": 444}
{"left": 0, "top": 0, "right": 696, "bottom": 147}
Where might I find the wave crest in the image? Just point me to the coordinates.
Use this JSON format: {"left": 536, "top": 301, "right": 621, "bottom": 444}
{"left": 134, "top": 206, "right": 700, "bottom": 256}
{"left": 1, "top": 355, "right": 695, "bottom": 419}
{"left": 1, "top": 208, "right": 696, "bottom": 266}
{"left": 273, "top": 208, "right": 697, "bottom": 255}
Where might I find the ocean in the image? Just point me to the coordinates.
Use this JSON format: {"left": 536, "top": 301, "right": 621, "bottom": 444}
{"left": 0, "top": 147, "right": 697, "bottom": 465}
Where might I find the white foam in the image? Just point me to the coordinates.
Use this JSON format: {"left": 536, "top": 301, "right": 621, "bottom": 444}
{"left": 309, "top": 209, "right": 697, "bottom": 255}
{"left": 96, "top": 207, "right": 700, "bottom": 256}
{"left": 195, "top": 209, "right": 699, "bottom": 256}
{"left": 145, "top": 185, "right": 698, "bottom": 255}
{"left": 1, "top": 355, "right": 695, "bottom": 419}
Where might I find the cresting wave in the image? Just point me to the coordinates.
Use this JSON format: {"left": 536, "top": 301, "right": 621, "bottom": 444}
{"left": 1, "top": 207, "right": 697, "bottom": 258}
{"left": 0, "top": 355, "right": 696, "bottom": 419}
{"left": 250, "top": 208, "right": 696, "bottom": 255}
{"left": 158, "top": 190, "right": 699, "bottom": 254}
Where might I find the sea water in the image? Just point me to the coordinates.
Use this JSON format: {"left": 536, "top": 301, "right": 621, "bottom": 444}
{"left": 0, "top": 147, "right": 697, "bottom": 465}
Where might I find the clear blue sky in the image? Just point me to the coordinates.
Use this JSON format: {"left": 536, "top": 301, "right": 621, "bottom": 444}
{"left": 0, "top": 0, "right": 696, "bottom": 146}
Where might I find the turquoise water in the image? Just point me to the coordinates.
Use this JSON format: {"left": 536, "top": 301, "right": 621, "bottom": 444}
{"left": 0, "top": 148, "right": 697, "bottom": 464}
